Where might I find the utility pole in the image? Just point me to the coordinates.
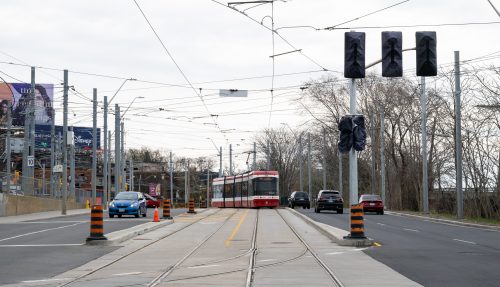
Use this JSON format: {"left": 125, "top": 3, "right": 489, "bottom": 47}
{"left": 184, "top": 160, "right": 189, "bottom": 204}
{"left": 219, "top": 147, "right": 222, "bottom": 177}
{"left": 421, "top": 77, "right": 429, "bottom": 214}
{"left": 115, "top": 105, "right": 120, "bottom": 195}
{"left": 206, "top": 165, "right": 210, "bottom": 206}
{"left": 266, "top": 141, "right": 271, "bottom": 170}
{"left": 299, "top": 134, "right": 303, "bottom": 192}
{"left": 308, "top": 133, "right": 312, "bottom": 202}
{"left": 349, "top": 78, "right": 358, "bottom": 205}
{"left": 6, "top": 101, "right": 11, "bottom": 193}
{"left": 108, "top": 131, "right": 112, "bottom": 198}
{"left": 62, "top": 70, "right": 68, "bottom": 215}
{"left": 121, "top": 121, "right": 125, "bottom": 190}
{"left": 229, "top": 144, "right": 233, "bottom": 175}
{"left": 129, "top": 159, "right": 134, "bottom": 191}
{"left": 455, "top": 51, "right": 464, "bottom": 219}
{"left": 103, "top": 96, "right": 108, "bottom": 206}
{"left": 23, "top": 67, "right": 36, "bottom": 195}
{"left": 322, "top": 128, "right": 327, "bottom": 190}
{"left": 170, "top": 151, "right": 173, "bottom": 204}
{"left": 50, "top": 108, "right": 55, "bottom": 196}
{"left": 380, "top": 110, "right": 386, "bottom": 208}
{"left": 370, "top": 111, "right": 376, "bottom": 195}
{"left": 92, "top": 88, "right": 97, "bottom": 205}
{"left": 69, "top": 126, "right": 75, "bottom": 199}
{"left": 253, "top": 142, "right": 256, "bottom": 171}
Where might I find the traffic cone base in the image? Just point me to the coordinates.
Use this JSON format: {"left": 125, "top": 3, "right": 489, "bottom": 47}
{"left": 153, "top": 207, "right": 160, "bottom": 222}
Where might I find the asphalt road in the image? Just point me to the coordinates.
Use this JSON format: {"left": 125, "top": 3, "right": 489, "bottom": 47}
{"left": 0, "top": 207, "right": 186, "bottom": 285}
{"left": 297, "top": 207, "right": 500, "bottom": 287}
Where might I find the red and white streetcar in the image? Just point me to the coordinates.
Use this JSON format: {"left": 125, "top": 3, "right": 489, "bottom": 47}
{"left": 211, "top": 171, "right": 279, "bottom": 208}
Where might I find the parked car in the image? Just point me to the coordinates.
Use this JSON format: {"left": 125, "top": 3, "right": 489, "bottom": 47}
{"left": 359, "top": 194, "right": 384, "bottom": 215}
{"left": 288, "top": 191, "right": 310, "bottom": 209}
{"left": 109, "top": 191, "right": 147, "bottom": 218}
{"left": 315, "top": 190, "right": 343, "bottom": 213}
{"left": 144, "top": 193, "right": 161, "bottom": 208}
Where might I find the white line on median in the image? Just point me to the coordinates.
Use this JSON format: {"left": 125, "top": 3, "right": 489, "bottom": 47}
{"left": 403, "top": 228, "right": 419, "bottom": 232}
{"left": 187, "top": 265, "right": 220, "bottom": 269}
{"left": 112, "top": 272, "right": 144, "bottom": 276}
{"left": 0, "top": 244, "right": 83, "bottom": 247}
{"left": 376, "top": 223, "right": 386, "bottom": 226}
{"left": 0, "top": 222, "right": 83, "bottom": 243}
{"left": 453, "top": 238, "right": 477, "bottom": 245}
{"left": 22, "top": 278, "right": 72, "bottom": 283}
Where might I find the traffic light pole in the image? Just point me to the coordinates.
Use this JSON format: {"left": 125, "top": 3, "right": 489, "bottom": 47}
{"left": 421, "top": 77, "right": 429, "bottom": 214}
{"left": 349, "top": 78, "right": 358, "bottom": 205}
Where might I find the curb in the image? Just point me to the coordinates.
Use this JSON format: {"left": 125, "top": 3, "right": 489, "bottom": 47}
{"left": 288, "top": 208, "right": 374, "bottom": 247}
{"left": 86, "top": 219, "right": 174, "bottom": 246}
{"left": 386, "top": 211, "right": 500, "bottom": 231}
{"left": 86, "top": 208, "right": 209, "bottom": 246}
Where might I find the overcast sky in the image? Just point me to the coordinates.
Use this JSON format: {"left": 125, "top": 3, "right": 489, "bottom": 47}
{"left": 1, "top": 0, "right": 499, "bottom": 171}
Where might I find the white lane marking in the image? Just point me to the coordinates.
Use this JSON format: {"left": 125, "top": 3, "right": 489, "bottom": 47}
{"left": 0, "top": 244, "right": 83, "bottom": 247}
{"left": 22, "top": 278, "right": 72, "bottom": 283}
{"left": 0, "top": 222, "right": 83, "bottom": 243}
{"left": 326, "top": 247, "right": 369, "bottom": 255}
{"left": 403, "top": 228, "right": 419, "bottom": 232}
{"left": 257, "top": 259, "right": 276, "bottom": 263}
{"left": 16, "top": 221, "right": 86, "bottom": 224}
{"left": 376, "top": 223, "right": 386, "bottom": 226}
{"left": 187, "top": 264, "right": 220, "bottom": 269}
{"left": 453, "top": 239, "right": 477, "bottom": 245}
{"left": 112, "top": 272, "right": 143, "bottom": 276}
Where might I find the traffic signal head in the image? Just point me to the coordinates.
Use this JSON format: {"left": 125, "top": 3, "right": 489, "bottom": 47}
{"left": 416, "top": 31, "right": 437, "bottom": 77}
{"left": 338, "top": 115, "right": 354, "bottom": 154}
{"left": 344, "top": 32, "right": 366, "bottom": 78}
{"left": 352, "top": 115, "right": 366, "bottom": 151}
{"left": 382, "top": 31, "right": 403, "bottom": 77}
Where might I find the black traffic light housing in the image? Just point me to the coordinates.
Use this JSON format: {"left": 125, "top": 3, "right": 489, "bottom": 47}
{"left": 344, "top": 32, "right": 366, "bottom": 78}
{"left": 352, "top": 115, "right": 366, "bottom": 151}
{"left": 416, "top": 31, "right": 437, "bottom": 77}
{"left": 338, "top": 115, "right": 366, "bottom": 154}
{"left": 381, "top": 31, "right": 403, "bottom": 77}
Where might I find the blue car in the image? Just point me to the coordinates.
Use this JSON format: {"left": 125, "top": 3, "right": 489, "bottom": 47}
{"left": 109, "top": 191, "right": 147, "bottom": 218}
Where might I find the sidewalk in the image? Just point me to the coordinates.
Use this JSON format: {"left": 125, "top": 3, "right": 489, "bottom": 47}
{"left": 0, "top": 208, "right": 90, "bottom": 224}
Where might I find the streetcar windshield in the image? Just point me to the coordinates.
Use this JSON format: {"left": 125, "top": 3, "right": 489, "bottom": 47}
{"left": 253, "top": 177, "right": 277, "bottom": 196}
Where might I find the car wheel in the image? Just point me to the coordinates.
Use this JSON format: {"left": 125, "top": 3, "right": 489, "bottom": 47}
{"left": 291, "top": 204, "right": 294, "bottom": 209}
{"left": 338, "top": 209, "right": 343, "bottom": 214}
{"left": 314, "top": 208, "right": 318, "bottom": 213}
{"left": 380, "top": 210, "right": 384, "bottom": 215}
{"left": 317, "top": 208, "right": 321, "bottom": 213}
{"left": 142, "top": 206, "right": 147, "bottom": 217}
{"left": 135, "top": 210, "right": 140, "bottom": 218}
{"left": 118, "top": 214, "right": 122, "bottom": 218}
{"left": 307, "top": 205, "right": 310, "bottom": 209}
{"left": 109, "top": 214, "right": 114, "bottom": 218}
{"left": 303, "top": 205, "right": 306, "bottom": 209}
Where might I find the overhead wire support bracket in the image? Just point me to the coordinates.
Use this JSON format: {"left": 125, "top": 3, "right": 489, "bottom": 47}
{"left": 228, "top": 1, "right": 273, "bottom": 6}
{"left": 270, "top": 49, "right": 302, "bottom": 58}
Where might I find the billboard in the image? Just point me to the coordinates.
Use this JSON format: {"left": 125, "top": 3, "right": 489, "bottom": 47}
{"left": 0, "top": 83, "right": 54, "bottom": 127}
{"left": 35, "top": 125, "right": 101, "bottom": 150}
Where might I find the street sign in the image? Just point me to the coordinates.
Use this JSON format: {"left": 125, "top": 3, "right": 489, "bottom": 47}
{"left": 53, "top": 165, "right": 63, "bottom": 173}
{"left": 27, "top": 156, "right": 35, "bottom": 167}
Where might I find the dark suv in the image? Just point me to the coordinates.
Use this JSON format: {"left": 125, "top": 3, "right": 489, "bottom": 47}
{"left": 288, "top": 191, "right": 310, "bottom": 209}
{"left": 315, "top": 190, "right": 343, "bottom": 213}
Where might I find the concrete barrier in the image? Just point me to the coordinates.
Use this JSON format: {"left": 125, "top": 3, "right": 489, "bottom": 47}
{"left": 0, "top": 194, "right": 85, "bottom": 217}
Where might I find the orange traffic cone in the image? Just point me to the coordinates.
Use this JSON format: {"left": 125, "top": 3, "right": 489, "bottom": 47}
{"left": 153, "top": 207, "right": 160, "bottom": 222}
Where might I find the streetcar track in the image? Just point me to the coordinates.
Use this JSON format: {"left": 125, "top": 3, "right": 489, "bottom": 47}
{"left": 56, "top": 209, "right": 226, "bottom": 287}
{"left": 147, "top": 209, "right": 243, "bottom": 286}
{"left": 274, "top": 209, "right": 344, "bottom": 287}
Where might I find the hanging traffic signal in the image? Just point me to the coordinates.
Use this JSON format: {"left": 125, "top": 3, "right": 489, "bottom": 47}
{"left": 344, "top": 32, "right": 366, "bottom": 78}
{"left": 338, "top": 115, "right": 354, "bottom": 154}
{"left": 381, "top": 31, "right": 403, "bottom": 77}
{"left": 352, "top": 115, "right": 366, "bottom": 151}
{"left": 416, "top": 31, "right": 437, "bottom": 77}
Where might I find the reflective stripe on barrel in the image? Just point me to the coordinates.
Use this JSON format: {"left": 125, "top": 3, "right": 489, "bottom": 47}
{"left": 163, "top": 199, "right": 172, "bottom": 219}
{"left": 350, "top": 204, "right": 366, "bottom": 239}
{"left": 187, "top": 197, "right": 196, "bottom": 213}
{"left": 86, "top": 205, "right": 107, "bottom": 241}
